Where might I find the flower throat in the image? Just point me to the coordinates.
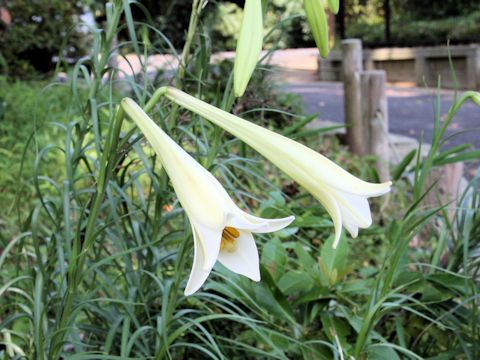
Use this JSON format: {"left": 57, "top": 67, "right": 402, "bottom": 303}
{"left": 221, "top": 227, "right": 240, "bottom": 252}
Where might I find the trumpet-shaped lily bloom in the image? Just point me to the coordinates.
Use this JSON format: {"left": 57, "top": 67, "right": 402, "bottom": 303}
{"left": 121, "top": 98, "right": 295, "bottom": 295}
{"left": 162, "top": 87, "right": 392, "bottom": 248}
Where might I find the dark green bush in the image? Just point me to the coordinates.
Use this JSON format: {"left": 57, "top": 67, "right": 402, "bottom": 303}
{"left": 0, "top": 76, "right": 73, "bottom": 240}
{"left": 347, "top": 10, "right": 480, "bottom": 47}
{"left": 393, "top": 0, "right": 479, "bottom": 20}
{"left": 0, "top": 0, "right": 86, "bottom": 79}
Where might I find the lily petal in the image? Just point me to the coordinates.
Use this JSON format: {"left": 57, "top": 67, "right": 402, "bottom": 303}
{"left": 185, "top": 225, "right": 213, "bottom": 296}
{"left": 343, "top": 220, "right": 359, "bottom": 238}
{"left": 334, "top": 189, "right": 372, "bottom": 229}
{"left": 217, "top": 230, "right": 260, "bottom": 281}
{"left": 235, "top": 212, "right": 295, "bottom": 234}
{"left": 308, "top": 183, "right": 344, "bottom": 248}
{"left": 204, "top": 166, "right": 295, "bottom": 233}
{"left": 192, "top": 221, "right": 223, "bottom": 271}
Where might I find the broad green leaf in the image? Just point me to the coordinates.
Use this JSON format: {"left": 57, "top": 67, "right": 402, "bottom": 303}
{"left": 257, "top": 265, "right": 297, "bottom": 324}
{"left": 319, "top": 234, "right": 348, "bottom": 285}
{"left": 278, "top": 270, "right": 315, "bottom": 295}
{"left": 262, "top": 238, "right": 288, "bottom": 281}
{"left": 321, "top": 315, "right": 351, "bottom": 349}
{"left": 421, "top": 284, "right": 453, "bottom": 302}
{"left": 427, "top": 273, "right": 471, "bottom": 296}
{"left": 294, "top": 213, "right": 332, "bottom": 228}
{"left": 367, "top": 344, "right": 401, "bottom": 360}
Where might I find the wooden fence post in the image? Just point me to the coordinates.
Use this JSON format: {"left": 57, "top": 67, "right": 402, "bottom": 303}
{"left": 361, "top": 70, "right": 390, "bottom": 182}
{"left": 342, "top": 39, "right": 366, "bottom": 155}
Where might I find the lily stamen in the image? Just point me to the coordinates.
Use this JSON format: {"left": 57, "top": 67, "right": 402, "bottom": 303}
{"left": 221, "top": 227, "right": 240, "bottom": 252}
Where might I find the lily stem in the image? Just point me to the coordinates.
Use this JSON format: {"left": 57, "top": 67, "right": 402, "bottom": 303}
{"left": 169, "top": 0, "right": 206, "bottom": 130}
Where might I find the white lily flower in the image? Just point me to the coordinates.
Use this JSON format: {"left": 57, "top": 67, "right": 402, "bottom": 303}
{"left": 162, "top": 87, "right": 392, "bottom": 248}
{"left": 121, "top": 98, "right": 295, "bottom": 295}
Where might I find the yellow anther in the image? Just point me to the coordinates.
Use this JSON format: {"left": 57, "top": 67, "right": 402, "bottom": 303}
{"left": 221, "top": 227, "right": 240, "bottom": 252}
{"left": 224, "top": 226, "right": 240, "bottom": 238}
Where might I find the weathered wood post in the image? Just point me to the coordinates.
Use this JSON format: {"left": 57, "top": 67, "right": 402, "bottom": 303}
{"left": 342, "top": 39, "right": 366, "bottom": 155}
{"left": 361, "top": 70, "right": 390, "bottom": 181}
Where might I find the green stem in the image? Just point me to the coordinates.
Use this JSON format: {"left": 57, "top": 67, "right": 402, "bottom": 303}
{"left": 176, "top": 0, "right": 204, "bottom": 88}
{"left": 413, "top": 91, "right": 479, "bottom": 201}
{"left": 49, "top": 107, "right": 125, "bottom": 359}
{"left": 169, "top": 0, "right": 205, "bottom": 130}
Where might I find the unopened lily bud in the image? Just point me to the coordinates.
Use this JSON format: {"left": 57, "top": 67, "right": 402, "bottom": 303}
{"left": 304, "top": 0, "right": 329, "bottom": 58}
{"left": 233, "top": 0, "right": 263, "bottom": 97}
{"left": 472, "top": 92, "right": 480, "bottom": 106}
{"left": 327, "top": 0, "right": 339, "bottom": 14}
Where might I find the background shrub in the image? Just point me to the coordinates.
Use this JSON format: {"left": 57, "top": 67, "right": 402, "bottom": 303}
{"left": 0, "top": 0, "right": 86, "bottom": 78}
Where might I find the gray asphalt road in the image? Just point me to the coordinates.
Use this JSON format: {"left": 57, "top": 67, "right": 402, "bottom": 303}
{"left": 285, "top": 82, "right": 480, "bottom": 150}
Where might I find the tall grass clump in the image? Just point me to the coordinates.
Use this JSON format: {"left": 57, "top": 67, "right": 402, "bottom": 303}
{"left": 0, "top": 1, "right": 479, "bottom": 359}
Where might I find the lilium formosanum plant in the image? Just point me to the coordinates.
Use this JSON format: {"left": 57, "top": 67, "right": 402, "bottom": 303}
{"left": 162, "top": 87, "right": 392, "bottom": 248}
{"left": 121, "top": 98, "right": 295, "bottom": 295}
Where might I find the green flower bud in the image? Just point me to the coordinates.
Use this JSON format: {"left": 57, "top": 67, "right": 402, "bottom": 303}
{"left": 233, "top": 0, "right": 263, "bottom": 97}
{"left": 304, "top": 0, "right": 330, "bottom": 58}
{"left": 472, "top": 92, "right": 480, "bottom": 106}
{"left": 327, "top": 0, "right": 339, "bottom": 14}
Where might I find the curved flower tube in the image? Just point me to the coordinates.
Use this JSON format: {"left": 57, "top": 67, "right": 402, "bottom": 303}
{"left": 121, "top": 98, "right": 295, "bottom": 295}
{"left": 161, "top": 87, "right": 392, "bottom": 248}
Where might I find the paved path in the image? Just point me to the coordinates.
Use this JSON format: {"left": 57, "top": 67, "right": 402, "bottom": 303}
{"left": 119, "top": 48, "right": 480, "bottom": 174}
{"left": 283, "top": 81, "right": 480, "bottom": 153}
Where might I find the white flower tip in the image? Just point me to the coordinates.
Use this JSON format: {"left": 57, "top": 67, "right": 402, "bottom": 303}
{"left": 245, "top": 214, "right": 296, "bottom": 234}
{"left": 332, "top": 225, "right": 342, "bottom": 249}
{"left": 202, "top": 260, "right": 216, "bottom": 272}
{"left": 349, "top": 228, "right": 359, "bottom": 238}
{"left": 234, "top": 84, "right": 246, "bottom": 98}
{"left": 332, "top": 238, "right": 340, "bottom": 249}
{"left": 379, "top": 181, "right": 393, "bottom": 194}
{"left": 184, "top": 288, "right": 195, "bottom": 296}
{"left": 283, "top": 215, "right": 296, "bottom": 227}
{"left": 184, "top": 268, "right": 210, "bottom": 296}
{"left": 184, "top": 281, "right": 205, "bottom": 296}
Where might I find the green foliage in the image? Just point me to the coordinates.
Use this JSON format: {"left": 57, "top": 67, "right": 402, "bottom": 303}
{"left": 344, "top": 0, "right": 480, "bottom": 46}
{"left": 347, "top": 10, "right": 480, "bottom": 46}
{"left": 0, "top": 0, "right": 87, "bottom": 79}
{"left": 0, "top": 77, "right": 74, "bottom": 240}
{"left": 187, "top": 59, "right": 304, "bottom": 129}
{"left": 393, "top": 0, "right": 480, "bottom": 20}
{"left": 206, "top": 0, "right": 306, "bottom": 51}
